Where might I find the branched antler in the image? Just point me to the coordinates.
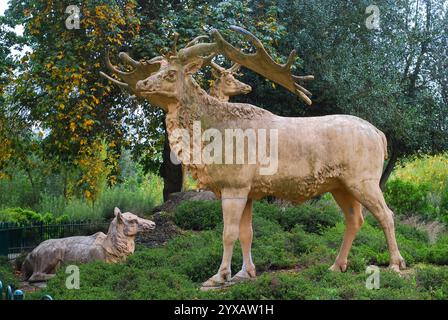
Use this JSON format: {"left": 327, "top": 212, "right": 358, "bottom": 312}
{"left": 211, "top": 26, "right": 314, "bottom": 105}
{"left": 100, "top": 50, "right": 166, "bottom": 92}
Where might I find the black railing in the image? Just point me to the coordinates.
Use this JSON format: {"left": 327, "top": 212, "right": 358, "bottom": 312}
{"left": 0, "top": 221, "right": 110, "bottom": 257}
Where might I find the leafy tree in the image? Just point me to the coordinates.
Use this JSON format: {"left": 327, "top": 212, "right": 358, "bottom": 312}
{"left": 5, "top": 0, "right": 140, "bottom": 200}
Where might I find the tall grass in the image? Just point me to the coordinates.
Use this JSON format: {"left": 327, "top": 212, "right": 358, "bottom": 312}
{"left": 36, "top": 174, "right": 163, "bottom": 221}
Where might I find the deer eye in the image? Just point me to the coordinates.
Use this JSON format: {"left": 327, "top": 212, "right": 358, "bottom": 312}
{"left": 164, "top": 70, "right": 177, "bottom": 82}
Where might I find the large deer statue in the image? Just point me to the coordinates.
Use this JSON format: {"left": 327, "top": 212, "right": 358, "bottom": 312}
{"left": 101, "top": 27, "right": 406, "bottom": 289}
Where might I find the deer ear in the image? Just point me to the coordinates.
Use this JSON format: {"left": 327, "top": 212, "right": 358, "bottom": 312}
{"left": 116, "top": 211, "right": 124, "bottom": 224}
{"left": 114, "top": 207, "right": 121, "bottom": 217}
{"left": 184, "top": 59, "right": 203, "bottom": 75}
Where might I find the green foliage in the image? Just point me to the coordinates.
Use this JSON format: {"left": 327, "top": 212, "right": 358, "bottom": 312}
{"left": 254, "top": 197, "right": 342, "bottom": 233}
{"left": 0, "top": 256, "right": 19, "bottom": 290}
{"left": 385, "top": 179, "right": 435, "bottom": 217}
{"left": 424, "top": 236, "right": 448, "bottom": 265}
{"left": 0, "top": 172, "right": 161, "bottom": 222}
{"left": 393, "top": 153, "right": 448, "bottom": 194}
{"left": 37, "top": 195, "right": 448, "bottom": 300}
{"left": 416, "top": 266, "right": 448, "bottom": 300}
{"left": 0, "top": 207, "right": 69, "bottom": 224}
{"left": 174, "top": 201, "right": 222, "bottom": 231}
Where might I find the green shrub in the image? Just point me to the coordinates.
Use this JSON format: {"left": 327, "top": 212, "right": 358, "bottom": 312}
{"left": 251, "top": 215, "right": 297, "bottom": 271}
{"left": 385, "top": 179, "right": 435, "bottom": 217}
{"left": 423, "top": 236, "right": 448, "bottom": 265}
{"left": 288, "top": 225, "right": 323, "bottom": 255}
{"left": 0, "top": 207, "right": 69, "bottom": 224}
{"left": 416, "top": 266, "right": 448, "bottom": 299}
{"left": 174, "top": 200, "right": 222, "bottom": 231}
{"left": 37, "top": 180, "right": 158, "bottom": 222}
{"left": 0, "top": 256, "right": 19, "bottom": 290}
{"left": 254, "top": 198, "right": 342, "bottom": 233}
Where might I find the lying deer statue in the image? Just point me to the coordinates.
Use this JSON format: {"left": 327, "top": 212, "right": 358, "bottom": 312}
{"left": 101, "top": 26, "right": 406, "bottom": 289}
{"left": 22, "top": 208, "right": 155, "bottom": 282}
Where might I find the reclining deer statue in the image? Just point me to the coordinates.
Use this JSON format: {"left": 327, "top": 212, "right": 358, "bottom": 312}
{"left": 22, "top": 208, "right": 155, "bottom": 282}
{"left": 101, "top": 26, "right": 406, "bottom": 289}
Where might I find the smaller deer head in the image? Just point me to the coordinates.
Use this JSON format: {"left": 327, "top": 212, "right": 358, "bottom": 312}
{"left": 114, "top": 207, "right": 155, "bottom": 236}
{"left": 208, "top": 61, "right": 252, "bottom": 102}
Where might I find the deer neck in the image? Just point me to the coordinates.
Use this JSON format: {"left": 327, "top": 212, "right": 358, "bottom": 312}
{"left": 102, "top": 221, "right": 135, "bottom": 263}
{"left": 209, "top": 84, "right": 229, "bottom": 102}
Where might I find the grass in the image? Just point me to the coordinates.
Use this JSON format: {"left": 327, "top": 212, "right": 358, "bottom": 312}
{"left": 14, "top": 199, "right": 444, "bottom": 300}
{"left": 0, "top": 173, "right": 163, "bottom": 222}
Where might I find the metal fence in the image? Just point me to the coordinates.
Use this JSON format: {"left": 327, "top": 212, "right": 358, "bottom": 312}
{"left": 0, "top": 221, "right": 110, "bottom": 258}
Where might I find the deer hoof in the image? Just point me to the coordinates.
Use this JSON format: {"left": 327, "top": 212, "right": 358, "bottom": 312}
{"left": 230, "top": 269, "right": 256, "bottom": 284}
{"left": 200, "top": 273, "right": 229, "bottom": 290}
{"left": 329, "top": 262, "right": 347, "bottom": 272}
{"left": 389, "top": 256, "right": 406, "bottom": 273}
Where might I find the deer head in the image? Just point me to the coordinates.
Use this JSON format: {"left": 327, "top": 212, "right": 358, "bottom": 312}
{"left": 113, "top": 207, "right": 155, "bottom": 237}
{"left": 207, "top": 59, "right": 252, "bottom": 102}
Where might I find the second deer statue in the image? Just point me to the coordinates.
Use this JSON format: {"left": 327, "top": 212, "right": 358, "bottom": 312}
{"left": 102, "top": 26, "right": 406, "bottom": 289}
{"left": 180, "top": 59, "right": 252, "bottom": 190}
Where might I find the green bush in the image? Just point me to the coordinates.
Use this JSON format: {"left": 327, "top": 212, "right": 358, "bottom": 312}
{"left": 0, "top": 207, "right": 69, "bottom": 224}
{"left": 416, "top": 266, "right": 448, "bottom": 299}
{"left": 174, "top": 200, "right": 222, "bottom": 230}
{"left": 0, "top": 256, "right": 19, "bottom": 290}
{"left": 423, "top": 236, "right": 448, "bottom": 265}
{"left": 254, "top": 198, "right": 342, "bottom": 233}
{"left": 385, "top": 179, "right": 435, "bottom": 217}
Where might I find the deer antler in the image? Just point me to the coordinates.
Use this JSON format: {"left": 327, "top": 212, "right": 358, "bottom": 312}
{"left": 100, "top": 50, "right": 166, "bottom": 92}
{"left": 211, "top": 26, "right": 314, "bottom": 105}
{"left": 229, "top": 63, "right": 241, "bottom": 74}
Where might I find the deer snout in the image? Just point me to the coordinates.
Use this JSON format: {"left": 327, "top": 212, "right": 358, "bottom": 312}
{"left": 136, "top": 79, "right": 157, "bottom": 93}
{"left": 140, "top": 220, "right": 156, "bottom": 231}
{"left": 242, "top": 84, "right": 252, "bottom": 94}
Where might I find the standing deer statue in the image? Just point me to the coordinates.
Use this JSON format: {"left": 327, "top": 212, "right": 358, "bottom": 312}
{"left": 101, "top": 26, "right": 406, "bottom": 289}
{"left": 207, "top": 60, "right": 252, "bottom": 101}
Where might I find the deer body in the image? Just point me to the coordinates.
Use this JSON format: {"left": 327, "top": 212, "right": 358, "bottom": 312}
{"left": 102, "top": 26, "right": 405, "bottom": 289}
{"left": 22, "top": 208, "right": 155, "bottom": 282}
{"left": 167, "top": 77, "right": 386, "bottom": 202}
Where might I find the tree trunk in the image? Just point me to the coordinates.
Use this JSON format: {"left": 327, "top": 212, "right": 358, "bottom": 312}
{"left": 159, "top": 116, "right": 183, "bottom": 202}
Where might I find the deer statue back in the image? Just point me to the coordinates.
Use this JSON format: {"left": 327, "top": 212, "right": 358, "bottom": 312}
{"left": 102, "top": 27, "right": 406, "bottom": 289}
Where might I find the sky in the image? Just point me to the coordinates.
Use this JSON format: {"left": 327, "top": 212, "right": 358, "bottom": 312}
{"left": 0, "top": 0, "right": 8, "bottom": 16}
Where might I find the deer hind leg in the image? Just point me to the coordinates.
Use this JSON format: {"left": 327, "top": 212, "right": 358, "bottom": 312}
{"left": 329, "top": 188, "right": 364, "bottom": 272}
{"left": 201, "top": 189, "right": 249, "bottom": 289}
{"left": 347, "top": 181, "right": 406, "bottom": 272}
{"left": 231, "top": 198, "right": 256, "bottom": 283}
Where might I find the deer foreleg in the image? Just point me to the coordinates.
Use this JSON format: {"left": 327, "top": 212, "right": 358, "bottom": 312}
{"left": 201, "top": 189, "right": 249, "bottom": 289}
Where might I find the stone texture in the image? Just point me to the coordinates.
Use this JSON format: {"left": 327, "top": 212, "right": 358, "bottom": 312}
{"left": 21, "top": 208, "right": 155, "bottom": 282}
